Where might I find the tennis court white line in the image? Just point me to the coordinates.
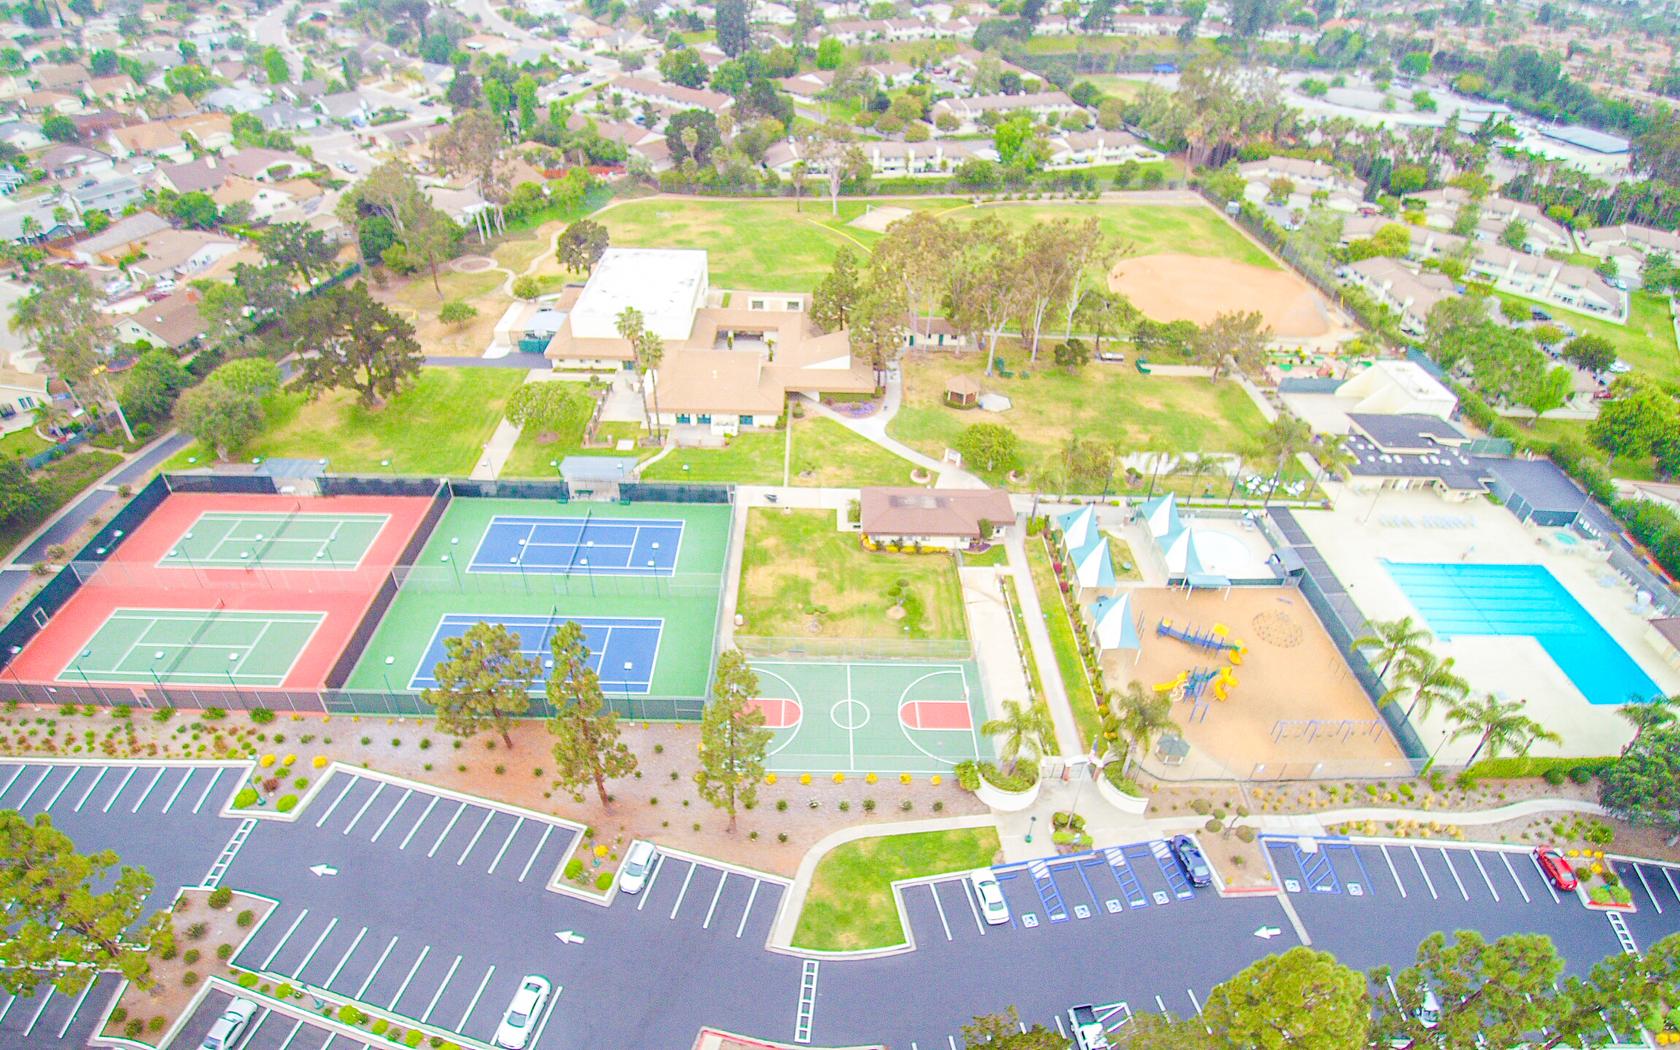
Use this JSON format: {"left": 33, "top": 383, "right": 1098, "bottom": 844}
{"left": 231, "top": 620, "right": 277, "bottom": 677}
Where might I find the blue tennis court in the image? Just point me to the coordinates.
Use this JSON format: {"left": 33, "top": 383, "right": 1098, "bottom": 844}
{"left": 409, "top": 613, "right": 663, "bottom": 694}
{"left": 468, "top": 515, "right": 684, "bottom": 577}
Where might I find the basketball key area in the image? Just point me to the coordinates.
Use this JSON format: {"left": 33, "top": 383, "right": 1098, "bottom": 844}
{"left": 752, "top": 658, "right": 987, "bottom": 775}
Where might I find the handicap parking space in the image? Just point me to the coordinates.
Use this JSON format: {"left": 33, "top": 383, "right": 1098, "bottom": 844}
{"left": 0, "top": 974, "right": 116, "bottom": 1050}
{"left": 983, "top": 840, "right": 1199, "bottom": 933}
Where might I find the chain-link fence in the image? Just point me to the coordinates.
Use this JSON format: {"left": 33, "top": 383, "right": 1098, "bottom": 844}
{"left": 734, "top": 635, "right": 974, "bottom": 661}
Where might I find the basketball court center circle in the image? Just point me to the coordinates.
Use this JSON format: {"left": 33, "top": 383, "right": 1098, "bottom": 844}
{"left": 830, "top": 697, "right": 870, "bottom": 731}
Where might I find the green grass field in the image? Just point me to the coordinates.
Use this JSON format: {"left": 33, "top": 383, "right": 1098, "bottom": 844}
{"left": 166, "top": 368, "right": 526, "bottom": 476}
{"left": 962, "top": 200, "right": 1275, "bottom": 270}
{"left": 1026, "top": 537, "right": 1101, "bottom": 751}
{"left": 345, "top": 499, "right": 730, "bottom": 703}
{"left": 1494, "top": 289, "right": 1678, "bottom": 384}
{"left": 737, "top": 508, "right": 968, "bottom": 641}
{"left": 0, "top": 426, "right": 51, "bottom": 461}
{"left": 641, "top": 431, "right": 787, "bottom": 485}
{"left": 789, "top": 415, "right": 917, "bottom": 488}
{"left": 888, "top": 353, "right": 1270, "bottom": 485}
{"left": 791, "top": 828, "right": 1001, "bottom": 950}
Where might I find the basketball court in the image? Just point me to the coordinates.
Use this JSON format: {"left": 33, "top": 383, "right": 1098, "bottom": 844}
{"left": 750, "top": 658, "right": 987, "bottom": 775}
{"left": 410, "top": 611, "right": 662, "bottom": 694}
{"left": 162, "top": 509, "right": 389, "bottom": 570}
{"left": 64, "top": 606, "right": 325, "bottom": 687}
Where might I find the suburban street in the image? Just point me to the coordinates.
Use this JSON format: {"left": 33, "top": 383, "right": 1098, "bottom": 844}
{"left": 0, "top": 759, "right": 1673, "bottom": 1050}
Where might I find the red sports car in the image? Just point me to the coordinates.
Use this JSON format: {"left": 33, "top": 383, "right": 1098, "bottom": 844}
{"left": 1535, "top": 846, "right": 1578, "bottom": 892}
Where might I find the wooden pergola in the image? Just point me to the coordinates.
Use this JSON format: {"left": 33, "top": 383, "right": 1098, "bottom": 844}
{"left": 944, "top": 374, "right": 982, "bottom": 407}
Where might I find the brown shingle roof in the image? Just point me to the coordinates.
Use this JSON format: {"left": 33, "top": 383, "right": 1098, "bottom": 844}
{"left": 859, "top": 487, "right": 1016, "bottom": 539}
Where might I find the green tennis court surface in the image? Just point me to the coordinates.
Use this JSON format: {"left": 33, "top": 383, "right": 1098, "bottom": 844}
{"left": 752, "top": 658, "right": 987, "bottom": 775}
{"left": 66, "top": 608, "right": 324, "bottom": 686}
{"left": 163, "top": 510, "right": 389, "bottom": 569}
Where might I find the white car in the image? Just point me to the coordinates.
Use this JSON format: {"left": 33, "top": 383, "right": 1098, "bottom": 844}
{"left": 1609, "top": 359, "right": 1633, "bottom": 374}
{"left": 493, "top": 975, "right": 552, "bottom": 1050}
{"left": 618, "top": 840, "right": 658, "bottom": 894}
{"left": 968, "top": 868, "right": 1009, "bottom": 925}
{"left": 199, "top": 998, "right": 257, "bottom": 1050}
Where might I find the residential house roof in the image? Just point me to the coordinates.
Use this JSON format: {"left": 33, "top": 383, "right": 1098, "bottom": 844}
{"left": 73, "top": 210, "right": 171, "bottom": 259}
{"left": 859, "top": 487, "right": 1015, "bottom": 539}
{"left": 118, "top": 289, "right": 208, "bottom": 348}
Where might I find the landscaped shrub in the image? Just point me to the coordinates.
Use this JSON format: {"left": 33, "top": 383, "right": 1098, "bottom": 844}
{"left": 217, "top": 943, "right": 234, "bottom": 960}
{"left": 250, "top": 708, "right": 276, "bottom": 724}
{"left": 594, "top": 871, "right": 613, "bottom": 891}
{"left": 976, "top": 761, "right": 1036, "bottom": 792}
{"left": 371, "top": 1018, "right": 390, "bottom": 1036}
{"left": 181, "top": 971, "right": 199, "bottom": 987}
{"left": 404, "top": 1029, "right": 424, "bottom": 1047}
{"left": 208, "top": 886, "right": 232, "bottom": 909}
{"left": 236, "top": 908, "right": 255, "bottom": 927}
{"left": 338, "top": 1005, "right": 364, "bottom": 1026}
{"left": 182, "top": 949, "right": 200, "bottom": 965}
{"left": 564, "top": 858, "right": 585, "bottom": 881}
{"left": 185, "top": 921, "right": 208, "bottom": 940}
{"left": 276, "top": 794, "right": 298, "bottom": 813}
{"left": 233, "top": 787, "right": 259, "bottom": 808}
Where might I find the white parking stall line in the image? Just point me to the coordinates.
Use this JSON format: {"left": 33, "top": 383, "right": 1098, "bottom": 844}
{"left": 1153, "top": 995, "right": 1166, "bottom": 1013}
{"left": 669, "top": 861, "right": 698, "bottom": 920}
{"left": 960, "top": 878, "right": 986, "bottom": 934}
{"left": 398, "top": 796, "right": 440, "bottom": 851}
{"left": 160, "top": 768, "right": 193, "bottom": 813}
{"left": 736, "top": 879, "right": 760, "bottom": 939}
{"left": 342, "top": 782, "right": 384, "bottom": 836}
{"left": 275, "top": 1018, "right": 304, "bottom": 1050}
{"left": 457, "top": 965, "right": 495, "bottom": 1030}
{"left": 192, "top": 767, "right": 225, "bottom": 814}
{"left": 11, "top": 766, "right": 51, "bottom": 811}
{"left": 260, "top": 909, "right": 309, "bottom": 970}
{"left": 1379, "top": 845, "right": 1407, "bottom": 899}
{"left": 420, "top": 955, "right": 462, "bottom": 1023}
{"left": 130, "top": 767, "right": 166, "bottom": 813}
{"left": 22, "top": 987, "right": 54, "bottom": 1037}
{"left": 1470, "top": 851, "right": 1499, "bottom": 903}
{"left": 324, "top": 926, "right": 368, "bottom": 989}
{"left": 456, "top": 810, "right": 495, "bottom": 866}
{"left": 1633, "top": 865, "right": 1662, "bottom": 914}
{"left": 1531, "top": 854, "right": 1561, "bottom": 904}
{"left": 241, "top": 1008, "right": 272, "bottom": 1047}
{"left": 292, "top": 917, "right": 339, "bottom": 979}
{"left": 1187, "top": 988, "right": 1205, "bottom": 1017}
{"left": 42, "top": 768, "right": 79, "bottom": 812}
{"left": 426, "top": 803, "right": 466, "bottom": 859}
{"left": 1500, "top": 852, "right": 1532, "bottom": 903}
{"left": 72, "top": 766, "right": 107, "bottom": 812}
{"left": 388, "top": 945, "right": 430, "bottom": 1009}
{"left": 1440, "top": 850, "right": 1470, "bottom": 901}
{"left": 524, "top": 984, "right": 561, "bottom": 1050}
{"left": 1409, "top": 846, "right": 1439, "bottom": 900}
{"left": 487, "top": 818, "right": 524, "bottom": 876}
{"left": 517, "top": 824, "right": 553, "bottom": 884}
{"left": 100, "top": 766, "right": 137, "bottom": 813}
{"left": 0, "top": 991, "right": 15, "bottom": 1025}
{"left": 356, "top": 936, "right": 399, "bottom": 999}
{"left": 0, "top": 764, "right": 25, "bottom": 803}
{"left": 57, "top": 976, "right": 95, "bottom": 1038}
{"left": 315, "top": 776, "right": 358, "bottom": 828}
{"left": 637, "top": 854, "right": 666, "bottom": 912}
{"left": 702, "top": 872, "right": 728, "bottom": 930}
{"left": 1661, "top": 865, "right": 1680, "bottom": 908}
{"left": 928, "top": 883, "right": 951, "bottom": 941}
{"left": 370, "top": 789, "right": 411, "bottom": 844}
{"left": 319, "top": 1034, "right": 336, "bottom": 1050}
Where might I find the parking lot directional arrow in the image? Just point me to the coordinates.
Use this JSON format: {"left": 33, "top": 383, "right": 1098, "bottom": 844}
{"left": 309, "top": 864, "right": 339, "bottom": 877}
{"left": 1253, "top": 926, "right": 1282, "bottom": 940}
{"left": 554, "top": 930, "right": 586, "bottom": 945}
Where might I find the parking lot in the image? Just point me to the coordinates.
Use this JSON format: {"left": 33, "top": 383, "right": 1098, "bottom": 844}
{"left": 0, "top": 974, "right": 119, "bottom": 1050}
{"left": 166, "top": 987, "right": 388, "bottom": 1050}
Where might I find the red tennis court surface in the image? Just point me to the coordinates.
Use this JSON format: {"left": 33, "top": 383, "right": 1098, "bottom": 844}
{"left": 8, "top": 493, "right": 433, "bottom": 690}
{"left": 899, "top": 699, "right": 974, "bottom": 731}
{"left": 748, "top": 697, "right": 802, "bottom": 730}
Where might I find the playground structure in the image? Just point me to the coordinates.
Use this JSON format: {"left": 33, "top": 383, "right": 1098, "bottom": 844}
{"left": 1153, "top": 664, "right": 1239, "bottom": 722}
{"left": 1157, "top": 618, "right": 1246, "bottom": 664}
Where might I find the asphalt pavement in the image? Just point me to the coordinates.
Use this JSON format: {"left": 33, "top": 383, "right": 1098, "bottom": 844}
{"left": 2, "top": 759, "right": 1676, "bottom": 1050}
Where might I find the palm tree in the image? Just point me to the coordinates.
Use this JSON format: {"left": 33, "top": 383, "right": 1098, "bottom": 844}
{"left": 1617, "top": 693, "right": 1679, "bottom": 756}
{"left": 1312, "top": 432, "right": 1357, "bottom": 486}
{"left": 1385, "top": 650, "right": 1469, "bottom": 724}
{"left": 981, "top": 699, "right": 1054, "bottom": 776}
{"left": 615, "top": 306, "right": 657, "bottom": 439}
{"left": 1110, "top": 681, "right": 1174, "bottom": 775}
{"left": 1029, "top": 457, "right": 1068, "bottom": 520}
{"left": 1176, "top": 451, "right": 1223, "bottom": 499}
{"left": 1353, "top": 616, "right": 1432, "bottom": 682}
{"left": 1256, "top": 415, "right": 1313, "bottom": 507}
{"left": 1445, "top": 695, "right": 1562, "bottom": 767}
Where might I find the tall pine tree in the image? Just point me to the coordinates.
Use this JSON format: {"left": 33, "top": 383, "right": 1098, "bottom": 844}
{"left": 694, "top": 649, "right": 772, "bottom": 832}
{"left": 546, "top": 621, "right": 637, "bottom": 807}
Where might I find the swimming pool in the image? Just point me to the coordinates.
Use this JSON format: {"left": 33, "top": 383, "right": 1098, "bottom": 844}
{"left": 1383, "top": 561, "right": 1660, "bottom": 707}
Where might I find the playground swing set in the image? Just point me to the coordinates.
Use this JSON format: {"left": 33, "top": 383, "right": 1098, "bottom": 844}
{"left": 1152, "top": 618, "right": 1247, "bottom": 723}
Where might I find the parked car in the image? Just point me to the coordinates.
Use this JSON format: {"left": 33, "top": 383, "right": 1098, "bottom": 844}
{"left": 1096, "top": 349, "right": 1126, "bottom": 363}
{"left": 1168, "top": 834, "right": 1213, "bottom": 888}
{"left": 493, "top": 975, "right": 552, "bottom": 1050}
{"left": 1609, "top": 277, "right": 1629, "bottom": 291}
{"left": 968, "top": 868, "right": 1009, "bottom": 925}
{"left": 1608, "top": 359, "right": 1633, "bottom": 374}
{"left": 199, "top": 998, "right": 257, "bottom": 1050}
{"left": 1535, "top": 846, "right": 1578, "bottom": 892}
{"left": 618, "top": 840, "right": 657, "bottom": 894}
{"left": 1068, "top": 1005, "right": 1111, "bottom": 1050}
{"left": 1531, "top": 308, "right": 1552, "bottom": 322}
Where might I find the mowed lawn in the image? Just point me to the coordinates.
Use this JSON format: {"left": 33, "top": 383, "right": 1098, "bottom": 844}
{"left": 788, "top": 414, "right": 916, "bottom": 487}
{"left": 165, "top": 367, "right": 525, "bottom": 475}
{"left": 597, "top": 197, "right": 879, "bottom": 291}
{"left": 958, "top": 200, "right": 1275, "bottom": 269}
{"left": 888, "top": 353, "right": 1270, "bottom": 483}
{"left": 640, "top": 430, "right": 786, "bottom": 485}
{"left": 791, "top": 827, "right": 1001, "bottom": 950}
{"left": 1494, "top": 288, "right": 1679, "bottom": 385}
{"left": 737, "top": 507, "right": 968, "bottom": 640}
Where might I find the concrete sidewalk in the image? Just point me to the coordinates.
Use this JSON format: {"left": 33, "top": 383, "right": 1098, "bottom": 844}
{"left": 1002, "top": 532, "right": 1083, "bottom": 758}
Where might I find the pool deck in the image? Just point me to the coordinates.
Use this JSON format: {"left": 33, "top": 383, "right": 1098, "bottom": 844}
{"left": 1291, "top": 488, "right": 1680, "bottom": 763}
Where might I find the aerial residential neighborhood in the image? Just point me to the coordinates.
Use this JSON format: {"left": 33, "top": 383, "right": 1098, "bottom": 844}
{"left": 3, "top": 0, "right": 1680, "bottom": 1048}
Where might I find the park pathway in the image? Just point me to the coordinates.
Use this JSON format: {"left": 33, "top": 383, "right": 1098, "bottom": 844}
{"left": 794, "top": 372, "right": 986, "bottom": 489}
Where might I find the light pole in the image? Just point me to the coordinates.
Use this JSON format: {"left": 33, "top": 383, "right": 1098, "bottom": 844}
{"left": 442, "top": 552, "right": 459, "bottom": 587}
{"left": 225, "top": 652, "right": 242, "bottom": 704}
{"left": 149, "top": 651, "right": 166, "bottom": 692}
{"left": 382, "top": 655, "right": 398, "bottom": 708}
{"left": 4, "top": 645, "right": 25, "bottom": 701}
{"left": 1024, "top": 814, "right": 1037, "bottom": 845}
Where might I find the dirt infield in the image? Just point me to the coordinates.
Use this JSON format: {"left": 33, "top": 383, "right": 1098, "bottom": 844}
{"left": 1108, "top": 252, "right": 1342, "bottom": 339}
{"left": 848, "top": 205, "right": 913, "bottom": 233}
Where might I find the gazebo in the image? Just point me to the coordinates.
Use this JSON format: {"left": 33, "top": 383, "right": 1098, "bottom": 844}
{"left": 944, "top": 374, "right": 983, "bottom": 407}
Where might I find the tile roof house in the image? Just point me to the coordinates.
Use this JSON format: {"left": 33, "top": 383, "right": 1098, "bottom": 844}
{"left": 113, "top": 288, "right": 209, "bottom": 350}
{"left": 125, "top": 228, "right": 240, "bottom": 283}
{"left": 930, "top": 90, "right": 1080, "bottom": 128}
{"left": 66, "top": 209, "right": 172, "bottom": 264}
{"left": 157, "top": 157, "right": 231, "bottom": 195}
{"left": 1343, "top": 258, "right": 1459, "bottom": 336}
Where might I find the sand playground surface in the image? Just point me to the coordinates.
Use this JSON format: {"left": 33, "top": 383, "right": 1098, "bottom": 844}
{"left": 1110, "top": 586, "right": 1408, "bottom": 779}
{"left": 1109, "top": 252, "right": 1342, "bottom": 339}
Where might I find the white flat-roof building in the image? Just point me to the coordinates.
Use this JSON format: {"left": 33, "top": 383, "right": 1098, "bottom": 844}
{"left": 568, "top": 248, "right": 709, "bottom": 341}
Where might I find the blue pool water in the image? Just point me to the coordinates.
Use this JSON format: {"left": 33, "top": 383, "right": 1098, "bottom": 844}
{"left": 1383, "top": 561, "right": 1661, "bottom": 707}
